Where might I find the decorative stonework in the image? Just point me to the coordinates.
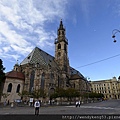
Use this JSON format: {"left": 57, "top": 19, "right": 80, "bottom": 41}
{"left": 1, "top": 20, "right": 89, "bottom": 102}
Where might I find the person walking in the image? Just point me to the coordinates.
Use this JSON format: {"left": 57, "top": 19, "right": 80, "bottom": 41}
{"left": 34, "top": 99, "right": 40, "bottom": 115}
{"left": 76, "top": 101, "right": 78, "bottom": 107}
{"left": 78, "top": 100, "right": 81, "bottom": 107}
{"left": 76, "top": 100, "right": 81, "bottom": 107}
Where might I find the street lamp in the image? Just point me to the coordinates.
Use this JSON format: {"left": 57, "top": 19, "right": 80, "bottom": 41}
{"left": 112, "top": 29, "right": 120, "bottom": 43}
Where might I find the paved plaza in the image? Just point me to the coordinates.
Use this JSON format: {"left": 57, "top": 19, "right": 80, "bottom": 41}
{"left": 1, "top": 100, "right": 120, "bottom": 120}
{"left": 0, "top": 99, "right": 120, "bottom": 115}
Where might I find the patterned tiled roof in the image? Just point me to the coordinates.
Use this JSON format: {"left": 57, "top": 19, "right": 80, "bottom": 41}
{"left": 20, "top": 47, "right": 86, "bottom": 80}
{"left": 6, "top": 71, "right": 25, "bottom": 80}
{"left": 20, "top": 47, "right": 59, "bottom": 69}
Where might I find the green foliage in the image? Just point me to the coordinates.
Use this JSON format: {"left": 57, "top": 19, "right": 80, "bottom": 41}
{"left": 1, "top": 93, "right": 10, "bottom": 99}
{"left": 54, "top": 87, "right": 65, "bottom": 98}
{"left": 18, "top": 90, "right": 47, "bottom": 99}
{"left": 0, "top": 59, "right": 5, "bottom": 84}
{"left": 50, "top": 87, "right": 80, "bottom": 99}
{"left": 18, "top": 90, "right": 29, "bottom": 98}
{"left": 65, "top": 88, "right": 79, "bottom": 98}
{"left": 50, "top": 93, "right": 58, "bottom": 99}
{"left": 31, "top": 89, "right": 46, "bottom": 99}
{"left": 83, "top": 93, "right": 89, "bottom": 98}
{"left": 0, "top": 59, "right": 5, "bottom": 98}
{"left": 89, "top": 92, "right": 104, "bottom": 98}
{"left": 97, "top": 93, "right": 104, "bottom": 98}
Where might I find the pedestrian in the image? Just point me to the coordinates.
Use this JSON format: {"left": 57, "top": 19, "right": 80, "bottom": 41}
{"left": 34, "top": 99, "right": 40, "bottom": 115}
{"left": 76, "top": 101, "right": 78, "bottom": 107}
{"left": 4, "top": 99, "right": 7, "bottom": 106}
{"left": 7, "top": 100, "right": 9, "bottom": 105}
{"left": 76, "top": 100, "right": 81, "bottom": 107}
{"left": 78, "top": 100, "right": 81, "bottom": 107}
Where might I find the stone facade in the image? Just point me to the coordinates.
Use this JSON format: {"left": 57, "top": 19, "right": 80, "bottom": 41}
{"left": 1, "top": 20, "right": 90, "bottom": 102}
{"left": 21, "top": 59, "right": 62, "bottom": 96}
{"left": 1, "top": 64, "right": 24, "bottom": 102}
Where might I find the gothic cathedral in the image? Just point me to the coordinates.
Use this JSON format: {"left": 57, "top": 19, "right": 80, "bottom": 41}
{"left": 1, "top": 20, "right": 89, "bottom": 102}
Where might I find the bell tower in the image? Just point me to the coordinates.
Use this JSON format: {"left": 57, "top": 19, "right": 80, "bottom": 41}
{"left": 55, "top": 20, "right": 70, "bottom": 87}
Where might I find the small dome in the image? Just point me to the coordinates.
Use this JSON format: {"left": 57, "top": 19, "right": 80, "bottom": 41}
{"left": 6, "top": 71, "right": 25, "bottom": 80}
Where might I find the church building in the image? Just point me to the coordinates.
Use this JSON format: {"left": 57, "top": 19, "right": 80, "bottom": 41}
{"left": 1, "top": 20, "right": 90, "bottom": 103}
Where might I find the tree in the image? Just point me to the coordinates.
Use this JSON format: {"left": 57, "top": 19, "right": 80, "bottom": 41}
{"left": 18, "top": 90, "right": 29, "bottom": 100}
{"left": 51, "top": 87, "right": 65, "bottom": 104}
{"left": 89, "top": 92, "right": 104, "bottom": 100}
{"left": 0, "top": 59, "right": 5, "bottom": 84}
{"left": 1, "top": 93, "right": 10, "bottom": 101}
{"left": 65, "top": 88, "right": 79, "bottom": 104}
{"left": 0, "top": 59, "right": 5, "bottom": 99}
{"left": 31, "top": 89, "right": 46, "bottom": 99}
{"left": 55, "top": 87, "right": 65, "bottom": 98}
{"left": 50, "top": 87, "right": 80, "bottom": 104}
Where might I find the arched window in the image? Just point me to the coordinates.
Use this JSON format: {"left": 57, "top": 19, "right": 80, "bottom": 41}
{"left": 29, "top": 70, "right": 35, "bottom": 93}
{"left": 62, "top": 31, "right": 64, "bottom": 35}
{"left": 37, "top": 63, "right": 40, "bottom": 67}
{"left": 58, "top": 43, "right": 61, "bottom": 49}
{"left": 41, "top": 72, "right": 45, "bottom": 90}
{"left": 50, "top": 73, "right": 54, "bottom": 83}
{"left": 16, "top": 84, "right": 20, "bottom": 93}
{"left": 64, "top": 44, "right": 66, "bottom": 51}
{"left": 58, "top": 31, "right": 60, "bottom": 35}
{"left": 7, "top": 83, "right": 12, "bottom": 92}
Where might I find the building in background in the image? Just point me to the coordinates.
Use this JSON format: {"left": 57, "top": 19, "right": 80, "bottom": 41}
{"left": 90, "top": 77, "right": 120, "bottom": 99}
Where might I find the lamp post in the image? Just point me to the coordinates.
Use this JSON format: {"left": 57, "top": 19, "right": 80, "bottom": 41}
{"left": 112, "top": 29, "right": 120, "bottom": 43}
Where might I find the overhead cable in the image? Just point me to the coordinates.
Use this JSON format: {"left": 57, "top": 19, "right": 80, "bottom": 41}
{"left": 76, "top": 53, "right": 120, "bottom": 68}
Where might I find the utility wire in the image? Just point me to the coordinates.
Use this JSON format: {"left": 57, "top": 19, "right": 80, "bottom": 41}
{"left": 76, "top": 53, "right": 120, "bottom": 68}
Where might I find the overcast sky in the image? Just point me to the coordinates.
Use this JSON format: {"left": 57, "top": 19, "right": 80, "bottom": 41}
{"left": 1, "top": 0, "right": 120, "bottom": 81}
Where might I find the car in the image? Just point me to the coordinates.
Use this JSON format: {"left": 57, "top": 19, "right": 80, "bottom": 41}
{"left": 14, "top": 99, "right": 24, "bottom": 107}
{"left": 14, "top": 99, "right": 22, "bottom": 103}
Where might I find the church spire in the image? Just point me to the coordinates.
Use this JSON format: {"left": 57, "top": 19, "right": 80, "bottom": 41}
{"left": 55, "top": 20, "right": 70, "bottom": 88}
{"left": 13, "top": 60, "right": 20, "bottom": 72}
{"left": 59, "top": 19, "right": 64, "bottom": 30}
{"left": 55, "top": 19, "right": 69, "bottom": 72}
{"left": 55, "top": 19, "right": 68, "bottom": 44}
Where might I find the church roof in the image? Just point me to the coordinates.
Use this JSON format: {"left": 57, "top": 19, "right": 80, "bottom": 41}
{"left": 69, "top": 67, "right": 86, "bottom": 80}
{"left": 20, "top": 47, "right": 59, "bottom": 69}
{"left": 20, "top": 47, "right": 86, "bottom": 80}
{"left": 6, "top": 71, "right": 25, "bottom": 80}
{"left": 69, "top": 74, "right": 81, "bottom": 80}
